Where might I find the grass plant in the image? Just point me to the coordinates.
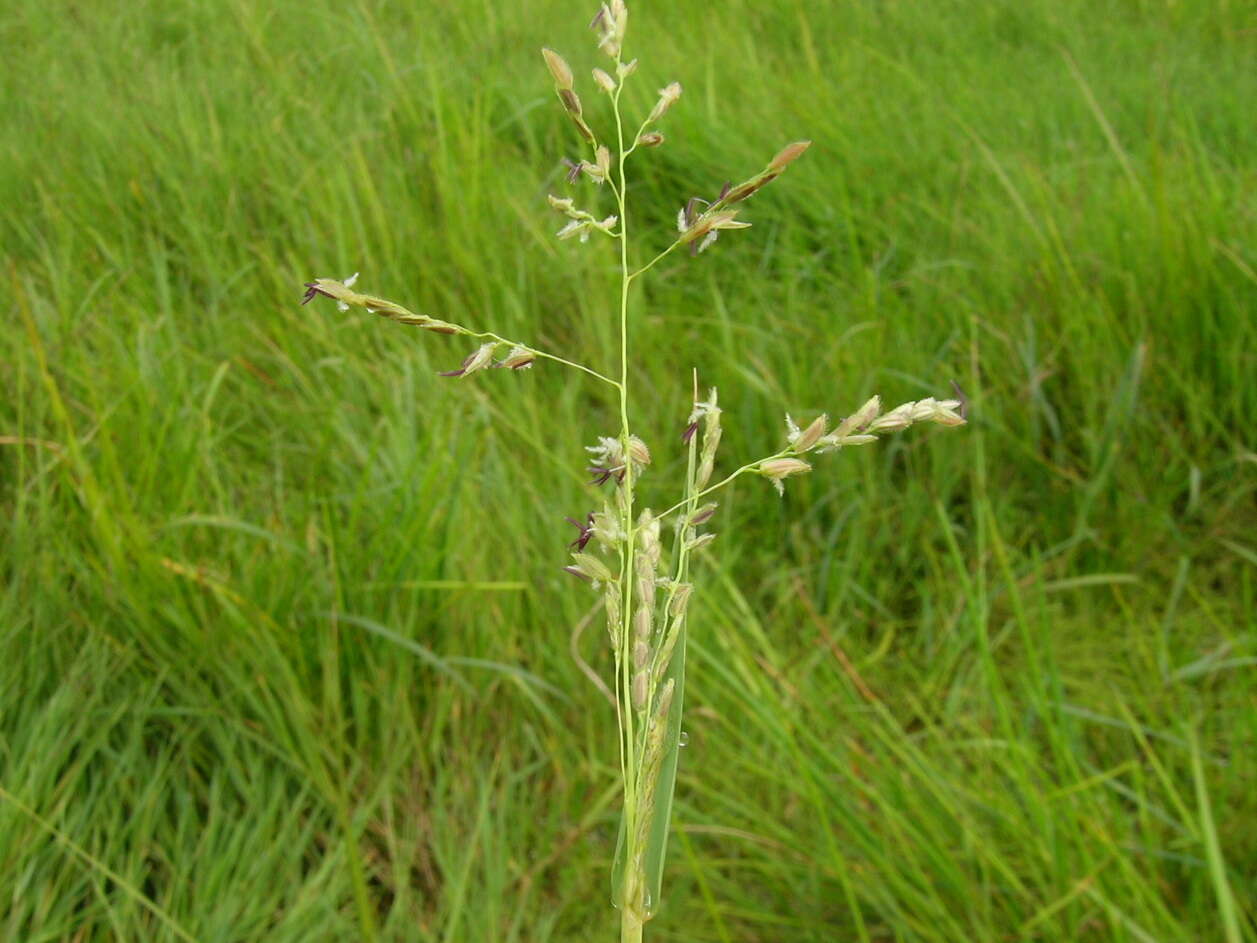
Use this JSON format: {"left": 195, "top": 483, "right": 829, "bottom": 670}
{"left": 2, "top": 0, "right": 1255, "bottom": 940}
{"left": 302, "top": 6, "right": 967, "bottom": 936}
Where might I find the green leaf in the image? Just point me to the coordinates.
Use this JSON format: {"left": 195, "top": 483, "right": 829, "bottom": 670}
{"left": 643, "top": 621, "right": 686, "bottom": 913}
{"left": 609, "top": 622, "right": 687, "bottom": 919}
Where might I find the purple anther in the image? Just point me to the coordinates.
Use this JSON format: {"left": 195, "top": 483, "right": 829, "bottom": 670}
{"left": 301, "top": 282, "right": 331, "bottom": 305}
{"left": 566, "top": 513, "right": 594, "bottom": 550}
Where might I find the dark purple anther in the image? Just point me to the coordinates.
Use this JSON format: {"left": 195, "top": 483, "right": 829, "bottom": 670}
{"left": 564, "top": 158, "right": 583, "bottom": 183}
{"left": 301, "top": 282, "right": 331, "bottom": 305}
{"left": 588, "top": 466, "right": 614, "bottom": 486}
{"left": 718, "top": 181, "right": 732, "bottom": 201}
{"left": 566, "top": 513, "right": 594, "bottom": 550}
{"left": 681, "top": 421, "right": 699, "bottom": 443}
{"left": 683, "top": 196, "right": 704, "bottom": 228}
{"left": 439, "top": 352, "right": 476, "bottom": 378}
{"left": 950, "top": 379, "right": 969, "bottom": 419}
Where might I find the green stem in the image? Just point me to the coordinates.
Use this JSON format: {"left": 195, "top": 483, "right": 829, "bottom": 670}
{"left": 470, "top": 330, "right": 621, "bottom": 389}
{"left": 339, "top": 292, "right": 620, "bottom": 390}
{"left": 611, "top": 58, "right": 644, "bottom": 941}
{"left": 654, "top": 450, "right": 792, "bottom": 520}
{"left": 629, "top": 239, "right": 683, "bottom": 280}
{"left": 621, "top": 908, "right": 645, "bottom": 943}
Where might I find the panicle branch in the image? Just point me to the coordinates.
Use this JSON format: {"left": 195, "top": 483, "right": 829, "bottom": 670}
{"left": 300, "top": 274, "right": 618, "bottom": 387}
{"left": 671, "top": 141, "right": 812, "bottom": 256}
{"left": 758, "top": 389, "right": 968, "bottom": 494}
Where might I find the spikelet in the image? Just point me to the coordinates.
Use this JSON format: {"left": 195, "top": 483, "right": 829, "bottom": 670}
{"left": 690, "top": 388, "right": 722, "bottom": 489}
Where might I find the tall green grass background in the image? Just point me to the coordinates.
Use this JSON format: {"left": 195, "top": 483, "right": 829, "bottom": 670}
{"left": 2, "top": 0, "right": 1255, "bottom": 939}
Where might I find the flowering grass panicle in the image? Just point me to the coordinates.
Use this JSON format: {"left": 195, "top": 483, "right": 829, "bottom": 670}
{"left": 302, "top": 3, "right": 964, "bottom": 938}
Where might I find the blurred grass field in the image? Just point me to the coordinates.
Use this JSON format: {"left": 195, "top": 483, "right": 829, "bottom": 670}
{"left": 2, "top": 0, "right": 1256, "bottom": 939}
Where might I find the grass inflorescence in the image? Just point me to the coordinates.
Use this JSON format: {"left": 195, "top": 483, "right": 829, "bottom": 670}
{"left": 304, "top": 3, "right": 969, "bottom": 935}
{"left": 1, "top": 0, "right": 1254, "bottom": 940}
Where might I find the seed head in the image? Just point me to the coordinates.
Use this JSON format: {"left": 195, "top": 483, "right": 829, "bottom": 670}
{"left": 438, "top": 342, "right": 498, "bottom": 378}
{"left": 570, "top": 551, "right": 615, "bottom": 584}
{"left": 696, "top": 456, "right": 715, "bottom": 490}
{"left": 688, "top": 503, "right": 718, "bottom": 526}
{"left": 677, "top": 208, "right": 751, "bottom": 254}
{"left": 637, "top": 131, "right": 664, "bottom": 148}
{"left": 832, "top": 395, "right": 881, "bottom": 438}
{"left": 556, "top": 213, "right": 618, "bottom": 242}
{"left": 648, "top": 82, "right": 682, "bottom": 122}
{"left": 590, "top": 504, "right": 623, "bottom": 547}
{"left": 592, "top": 0, "right": 629, "bottom": 58}
{"left": 498, "top": 346, "right": 536, "bottom": 370}
{"left": 632, "top": 671, "right": 649, "bottom": 710}
{"left": 787, "top": 413, "right": 828, "bottom": 452}
{"left": 634, "top": 607, "right": 652, "bottom": 641}
{"left": 541, "top": 48, "right": 574, "bottom": 90}
{"left": 768, "top": 140, "right": 811, "bottom": 172}
{"left": 592, "top": 145, "right": 612, "bottom": 183}
{"left": 668, "top": 583, "right": 693, "bottom": 619}
{"left": 686, "top": 533, "right": 716, "bottom": 553}
{"left": 301, "top": 273, "right": 360, "bottom": 311}
{"left": 637, "top": 509, "right": 661, "bottom": 566}
{"left": 627, "top": 435, "right": 652, "bottom": 468}
{"left": 592, "top": 67, "right": 616, "bottom": 93}
{"left": 863, "top": 397, "right": 967, "bottom": 433}
{"left": 691, "top": 388, "right": 723, "bottom": 487}
{"left": 690, "top": 388, "right": 721, "bottom": 424}
{"left": 604, "top": 590, "right": 623, "bottom": 647}
{"left": 865, "top": 402, "right": 913, "bottom": 433}
{"left": 653, "top": 678, "right": 675, "bottom": 723}
{"left": 757, "top": 457, "right": 812, "bottom": 495}
{"left": 585, "top": 434, "right": 648, "bottom": 486}
{"left": 636, "top": 553, "right": 657, "bottom": 610}
{"left": 633, "top": 639, "right": 651, "bottom": 670}
{"left": 552, "top": 83, "right": 595, "bottom": 142}
{"left": 930, "top": 399, "right": 967, "bottom": 426}
{"left": 715, "top": 140, "right": 812, "bottom": 209}
{"left": 908, "top": 398, "right": 940, "bottom": 422}
{"left": 558, "top": 87, "right": 583, "bottom": 118}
